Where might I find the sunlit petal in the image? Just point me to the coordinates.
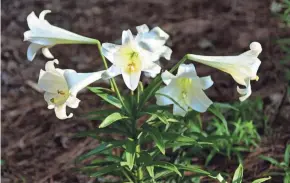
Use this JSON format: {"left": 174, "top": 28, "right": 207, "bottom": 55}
{"left": 66, "top": 96, "right": 80, "bottom": 108}
{"left": 187, "top": 42, "right": 262, "bottom": 101}
{"left": 54, "top": 103, "right": 73, "bottom": 120}
{"left": 42, "top": 47, "right": 54, "bottom": 59}
{"left": 121, "top": 70, "right": 141, "bottom": 91}
{"left": 102, "top": 43, "right": 121, "bottom": 63}
{"left": 27, "top": 43, "right": 43, "bottom": 61}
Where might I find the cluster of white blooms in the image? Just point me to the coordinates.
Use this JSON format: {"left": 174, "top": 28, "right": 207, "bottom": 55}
{"left": 24, "top": 10, "right": 263, "bottom": 119}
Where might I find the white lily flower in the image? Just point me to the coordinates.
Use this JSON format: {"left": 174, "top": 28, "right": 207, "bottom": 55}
{"left": 187, "top": 42, "right": 262, "bottom": 101}
{"left": 101, "top": 25, "right": 172, "bottom": 91}
{"left": 38, "top": 59, "right": 104, "bottom": 119}
{"left": 24, "top": 10, "right": 98, "bottom": 61}
{"left": 156, "top": 64, "right": 213, "bottom": 116}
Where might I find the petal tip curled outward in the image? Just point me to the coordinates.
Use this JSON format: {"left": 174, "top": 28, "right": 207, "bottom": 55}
{"left": 39, "top": 10, "right": 52, "bottom": 20}
{"left": 250, "top": 42, "right": 262, "bottom": 55}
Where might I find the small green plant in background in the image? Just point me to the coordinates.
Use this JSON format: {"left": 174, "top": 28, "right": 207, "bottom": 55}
{"left": 272, "top": 0, "right": 290, "bottom": 94}
{"left": 260, "top": 145, "right": 290, "bottom": 183}
{"left": 216, "top": 164, "right": 271, "bottom": 183}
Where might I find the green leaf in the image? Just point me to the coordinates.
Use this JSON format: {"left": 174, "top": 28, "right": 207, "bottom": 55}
{"left": 284, "top": 145, "right": 290, "bottom": 166}
{"left": 146, "top": 166, "right": 155, "bottom": 178}
{"left": 155, "top": 93, "right": 186, "bottom": 112}
{"left": 86, "top": 108, "right": 120, "bottom": 120}
{"left": 213, "top": 102, "right": 239, "bottom": 111}
{"left": 232, "top": 164, "right": 243, "bottom": 183}
{"left": 252, "top": 176, "right": 271, "bottom": 183}
{"left": 144, "top": 126, "right": 165, "bottom": 155}
{"left": 99, "top": 112, "right": 128, "bottom": 128}
{"left": 208, "top": 106, "right": 229, "bottom": 135}
{"left": 76, "top": 141, "right": 125, "bottom": 162}
{"left": 150, "top": 161, "right": 182, "bottom": 177}
{"left": 89, "top": 164, "right": 120, "bottom": 177}
{"left": 74, "top": 128, "right": 127, "bottom": 138}
{"left": 216, "top": 173, "right": 227, "bottom": 183}
{"left": 259, "top": 155, "right": 280, "bottom": 166}
{"left": 141, "top": 105, "right": 170, "bottom": 114}
{"left": 177, "top": 165, "right": 210, "bottom": 176}
{"left": 125, "top": 139, "right": 136, "bottom": 170}
{"left": 88, "top": 87, "right": 122, "bottom": 108}
{"left": 146, "top": 111, "right": 169, "bottom": 124}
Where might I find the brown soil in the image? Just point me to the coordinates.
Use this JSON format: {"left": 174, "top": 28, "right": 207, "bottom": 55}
{"left": 1, "top": 0, "right": 290, "bottom": 182}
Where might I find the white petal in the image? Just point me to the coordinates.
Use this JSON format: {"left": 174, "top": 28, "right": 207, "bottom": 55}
{"left": 136, "top": 24, "right": 149, "bottom": 33}
{"left": 45, "top": 59, "right": 59, "bottom": 71}
{"left": 101, "top": 65, "right": 122, "bottom": 80}
{"left": 27, "top": 11, "right": 41, "bottom": 30}
{"left": 177, "top": 64, "right": 197, "bottom": 77}
{"left": 64, "top": 70, "right": 105, "bottom": 95}
{"left": 155, "top": 86, "right": 175, "bottom": 106}
{"left": 173, "top": 104, "right": 187, "bottom": 117}
{"left": 39, "top": 69, "right": 45, "bottom": 78}
{"left": 237, "top": 79, "right": 252, "bottom": 101}
{"left": 161, "top": 71, "right": 176, "bottom": 85}
{"left": 39, "top": 10, "right": 51, "bottom": 20}
{"left": 44, "top": 92, "right": 58, "bottom": 105}
{"left": 54, "top": 104, "right": 73, "bottom": 120}
{"left": 48, "top": 105, "right": 55, "bottom": 109}
{"left": 66, "top": 96, "right": 80, "bottom": 108}
{"left": 42, "top": 47, "right": 54, "bottom": 59}
{"left": 122, "top": 30, "right": 134, "bottom": 45}
{"left": 23, "top": 31, "right": 32, "bottom": 41}
{"left": 27, "top": 43, "right": 43, "bottom": 61}
{"left": 187, "top": 90, "right": 213, "bottom": 113}
{"left": 158, "top": 46, "right": 172, "bottom": 60}
{"left": 137, "top": 26, "right": 169, "bottom": 52}
{"left": 121, "top": 70, "right": 141, "bottom": 91}
{"left": 150, "top": 27, "right": 170, "bottom": 40}
{"left": 142, "top": 62, "right": 161, "bottom": 78}
{"left": 200, "top": 76, "right": 214, "bottom": 90}
{"left": 38, "top": 71, "right": 68, "bottom": 93}
{"left": 102, "top": 43, "right": 121, "bottom": 63}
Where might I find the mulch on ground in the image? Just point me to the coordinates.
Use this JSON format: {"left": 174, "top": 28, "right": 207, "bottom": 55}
{"left": 1, "top": 0, "right": 290, "bottom": 182}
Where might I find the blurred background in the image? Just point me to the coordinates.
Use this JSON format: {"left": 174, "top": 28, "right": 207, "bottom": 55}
{"left": 1, "top": 0, "right": 290, "bottom": 182}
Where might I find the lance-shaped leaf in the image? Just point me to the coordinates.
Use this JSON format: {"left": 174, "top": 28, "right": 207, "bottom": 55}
{"left": 143, "top": 125, "right": 165, "bottom": 155}
{"left": 76, "top": 141, "right": 125, "bottom": 162}
{"left": 252, "top": 177, "right": 271, "bottom": 183}
{"left": 89, "top": 164, "right": 121, "bottom": 177}
{"left": 88, "top": 87, "right": 122, "bottom": 108}
{"left": 99, "top": 112, "right": 128, "bottom": 128}
{"left": 149, "top": 162, "right": 182, "bottom": 177}
{"left": 232, "top": 164, "right": 243, "bottom": 183}
{"left": 125, "top": 138, "right": 136, "bottom": 170}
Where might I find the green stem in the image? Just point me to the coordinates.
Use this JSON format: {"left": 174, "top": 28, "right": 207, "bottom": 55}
{"left": 136, "top": 145, "right": 143, "bottom": 181}
{"left": 95, "top": 40, "right": 131, "bottom": 114}
{"left": 122, "top": 168, "right": 135, "bottom": 183}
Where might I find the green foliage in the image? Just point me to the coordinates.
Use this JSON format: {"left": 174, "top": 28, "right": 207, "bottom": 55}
{"left": 259, "top": 145, "right": 290, "bottom": 183}
{"left": 215, "top": 164, "right": 271, "bottom": 183}
{"left": 75, "top": 61, "right": 269, "bottom": 182}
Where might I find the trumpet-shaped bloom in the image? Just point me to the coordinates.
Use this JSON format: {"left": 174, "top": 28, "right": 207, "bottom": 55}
{"left": 24, "top": 10, "right": 98, "bottom": 61}
{"left": 101, "top": 24, "right": 172, "bottom": 91}
{"left": 187, "top": 42, "right": 262, "bottom": 101}
{"left": 156, "top": 64, "right": 213, "bottom": 116}
{"left": 38, "top": 59, "right": 104, "bottom": 119}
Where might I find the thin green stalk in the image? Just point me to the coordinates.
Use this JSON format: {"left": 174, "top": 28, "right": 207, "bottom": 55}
{"left": 136, "top": 145, "right": 143, "bottom": 181}
{"left": 95, "top": 40, "right": 131, "bottom": 114}
{"left": 122, "top": 168, "right": 135, "bottom": 183}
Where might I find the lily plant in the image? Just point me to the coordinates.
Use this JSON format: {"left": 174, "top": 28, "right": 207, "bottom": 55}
{"left": 23, "top": 10, "right": 270, "bottom": 183}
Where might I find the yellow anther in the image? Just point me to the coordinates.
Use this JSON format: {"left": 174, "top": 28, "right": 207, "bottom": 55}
{"left": 255, "top": 75, "right": 259, "bottom": 81}
{"left": 57, "top": 90, "right": 66, "bottom": 95}
{"left": 127, "top": 63, "right": 136, "bottom": 72}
